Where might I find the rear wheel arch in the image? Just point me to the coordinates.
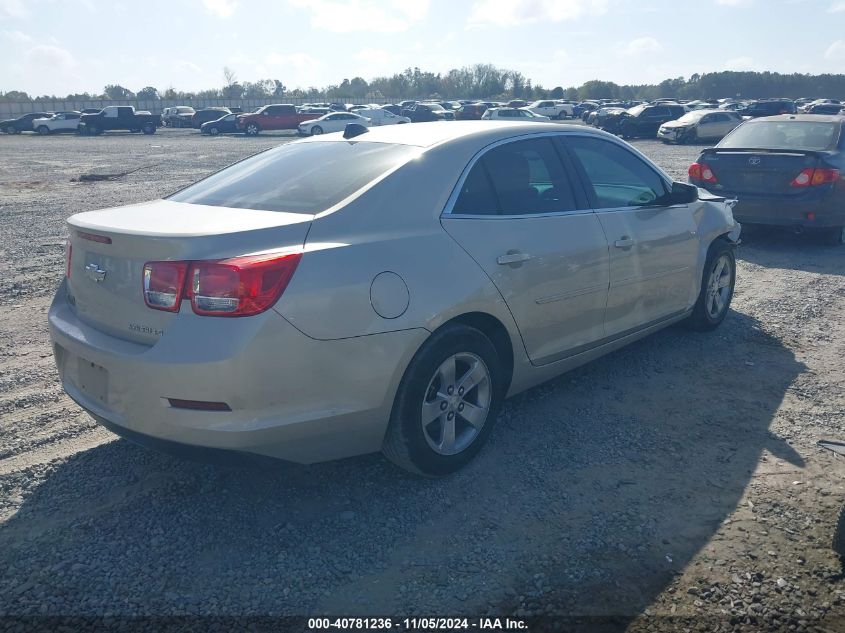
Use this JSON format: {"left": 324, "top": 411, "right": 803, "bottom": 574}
{"left": 434, "top": 312, "right": 514, "bottom": 395}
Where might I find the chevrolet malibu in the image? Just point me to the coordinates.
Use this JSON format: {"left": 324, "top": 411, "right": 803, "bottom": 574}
{"left": 50, "top": 122, "right": 740, "bottom": 476}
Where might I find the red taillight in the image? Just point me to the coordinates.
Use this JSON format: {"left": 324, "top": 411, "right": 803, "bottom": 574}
{"left": 65, "top": 240, "right": 72, "bottom": 278}
{"left": 790, "top": 167, "right": 840, "bottom": 188}
{"left": 186, "top": 252, "right": 302, "bottom": 317}
{"left": 689, "top": 162, "right": 717, "bottom": 184}
{"left": 143, "top": 261, "right": 189, "bottom": 312}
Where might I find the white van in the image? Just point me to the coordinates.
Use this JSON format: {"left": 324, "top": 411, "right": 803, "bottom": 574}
{"left": 355, "top": 108, "right": 411, "bottom": 126}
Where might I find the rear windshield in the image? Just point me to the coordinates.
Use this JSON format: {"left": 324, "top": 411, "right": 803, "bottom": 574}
{"left": 720, "top": 121, "right": 840, "bottom": 151}
{"left": 168, "top": 141, "right": 420, "bottom": 214}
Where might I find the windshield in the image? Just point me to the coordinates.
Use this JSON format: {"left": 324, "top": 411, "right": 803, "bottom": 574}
{"left": 719, "top": 120, "right": 840, "bottom": 151}
{"left": 676, "top": 111, "right": 705, "bottom": 124}
{"left": 627, "top": 105, "right": 646, "bottom": 116}
{"left": 427, "top": 104, "right": 445, "bottom": 111}
{"left": 169, "top": 141, "right": 420, "bottom": 214}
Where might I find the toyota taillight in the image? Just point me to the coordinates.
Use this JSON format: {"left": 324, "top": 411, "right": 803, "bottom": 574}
{"left": 689, "top": 162, "right": 717, "bottom": 184}
{"left": 141, "top": 252, "right": 301, "bottom": 317}
{"left": 143, "top": 261, "right": 189, "bottom": 312}
{"left": 790, "top": 167, "right": 840, "bottom": 188}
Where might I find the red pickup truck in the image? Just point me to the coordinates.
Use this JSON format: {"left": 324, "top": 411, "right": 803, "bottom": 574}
{"left": 236, "top": 104, "right": 317, "bottom": 136}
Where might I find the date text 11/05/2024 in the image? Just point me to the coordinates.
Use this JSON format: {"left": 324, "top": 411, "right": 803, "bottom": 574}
{"left": 307, "top": 617, "right": 529, "bottom": 630}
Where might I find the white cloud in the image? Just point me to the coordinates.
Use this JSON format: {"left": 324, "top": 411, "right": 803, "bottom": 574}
{"left": 715, "top": 0, "right": 753, "bottom": 5}
{"left": 175, "top": 60, "right": 203, "bottom": 74}
{"left": 264, "top": 52, "right": 320, "bottom": 74}
{"left": 825, "top": 40, "right": 845, "bottom": 60}
{"left": 202, "top": 0, "right": 237, "bottom": 18}
{"left": 25, "top": 44, "right": 78, "bottom": 71}
{"left": 0, "top": 0, "right": 27, "bottom": 19}
{"left": 3, "top": 28, "right": 31, "bottom": 43}
{"left": 288, "top": 0, "right": 429, "bottom": 33}
{"left": 830, "top": 1, "right": 845, "bottom": 11}
{"left": 467, "top": 0, "right": 608, "bottom": 27}
{"left": 622, "top": 36, "right": 661, "bottom": 55}
{"left": 724, "top": 56, "right": 757, "bottom": 70}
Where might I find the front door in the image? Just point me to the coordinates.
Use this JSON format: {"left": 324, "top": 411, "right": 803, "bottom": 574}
{"left": 561, "top": 134, "right": 698, "bottom": 338}
{"left": 441, "top": 136, "right": 610, "bottom": 365}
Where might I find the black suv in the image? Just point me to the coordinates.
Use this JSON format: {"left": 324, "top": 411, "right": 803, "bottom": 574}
{"left": 616, "top": 104, "right": 687, "bottom": 139}
{"left": 741, "top": 99, "right": 796, "bottom": 118}
{"left": 1, "top": 112, "right": 53, "bottom": 134}
{"left": 401, "top": 103, "right": 455, "bottom": 122}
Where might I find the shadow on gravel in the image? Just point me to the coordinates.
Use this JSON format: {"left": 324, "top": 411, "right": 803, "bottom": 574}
{"left": 0, "top": 311, "right": 804, "bottom": 630}
{"left": 737, "top": 225, "right": 845, "bottom": 275}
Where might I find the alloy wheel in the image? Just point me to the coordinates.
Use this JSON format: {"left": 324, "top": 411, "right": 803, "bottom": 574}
{"left": 421, "top": 352, "right": 491, "bottom": 456}
{"left": 705, "top": 254, "right": 733, "bottom": 319}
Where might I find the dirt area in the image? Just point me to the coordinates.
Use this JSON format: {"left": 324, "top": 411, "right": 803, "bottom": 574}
{"left": 0, "top": 128, "right": 843, "bottom": 632}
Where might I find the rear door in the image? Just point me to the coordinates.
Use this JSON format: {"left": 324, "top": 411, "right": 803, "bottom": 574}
{"left": 441, "top": 135, "right": 610, "bottom": 365}
{"left": 562, "top": 134, "right": 698, "bottom": 337}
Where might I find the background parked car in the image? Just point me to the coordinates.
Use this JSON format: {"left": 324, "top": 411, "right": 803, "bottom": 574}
{"left": 800, "top": 99, "right": 841, "bottom": 113}
{"left": 455, "top": 103, "right": 488, "bottom": 120}
{"left": 740, "top": 99, "right": 796, "bottom": 117}
{"left": 658, "top": 110, "right": 743, "bottom": 144}
{"left": 401, "top": 102, "right": 455, "bottom": 122}
{"left": 163, "top": 106, "right": 195, "bottom": 128}
{"left": 689, "top": 114, "right": 845, "bottom": 244}
{"left": 236, "top": 104, "right": 319, "bottom": 135}
{"left": 77, "top": 106, "right": 160, "bottom": 135}
{"left": 1, "top": 112, "right": 53, "bottom": 134}
{"left": 355, "top": 108, "right": 410, "bottom": 126}
{"left": 481, "top": 108, "right": 550, "bottom": 122}
{"left": 33, "top": 112, "right": 81, "bottom": 135}
{"left": 806, "top": 103, "right": 845, "bottom": 115}
{"left": 298, "top": 111, "right": 371, "bottom": 135}
{"left": 616, "top": 103, "right": 687, "bottom": 139}
{"left": 191, "top": 107, "right": 230, "bottom": 129}
{"left": 200, "top": 113, "right": 241, "bottom": 135}
{"left": 526, "top": 99, "right": 573, "bottom": 119}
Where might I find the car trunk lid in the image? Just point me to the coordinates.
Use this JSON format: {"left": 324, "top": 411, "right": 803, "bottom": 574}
{"left": 700, "top": 148, "right": 829, "bottom": 196}
{"left": 66, "top": 200, "right": 312, "bottom": 345}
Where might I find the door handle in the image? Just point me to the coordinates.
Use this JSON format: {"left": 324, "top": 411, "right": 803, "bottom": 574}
{"left": 497, "top": 252, "right": 532, "bottom": 265}
{"left": 614, "top": 237, "right": 636, "bottom": 249}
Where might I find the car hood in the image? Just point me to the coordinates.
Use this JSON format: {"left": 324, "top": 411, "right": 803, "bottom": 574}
{"left": 660, "top": 120, "right": 690, "bottom": 129}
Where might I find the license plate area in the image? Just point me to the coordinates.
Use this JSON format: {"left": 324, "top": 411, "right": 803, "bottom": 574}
{"left": 77, "top": 357, "right": 109, "bottom": 406}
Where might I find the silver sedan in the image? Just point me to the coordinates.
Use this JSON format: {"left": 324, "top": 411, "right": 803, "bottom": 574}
{"left": 49, "top": 121, "right": 740, "bottom": 476}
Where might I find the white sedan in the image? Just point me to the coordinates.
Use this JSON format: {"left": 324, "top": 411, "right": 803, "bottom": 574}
{"left": 299, "top": 112, "right": 371, "bottom": 136}
{"left": 33, "top": 112, "right": 81, "bottom": 135}
{"left": 481, "top": 108, "right": 551, "bottom": 122}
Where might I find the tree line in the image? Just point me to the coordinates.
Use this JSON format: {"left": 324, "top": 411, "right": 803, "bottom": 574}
{"left": 2, "top": 66, "right": 844, "bottom": 103}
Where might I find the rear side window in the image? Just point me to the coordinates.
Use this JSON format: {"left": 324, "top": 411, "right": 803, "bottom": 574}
{"left": 564, "top": 136, "right": 669, "bottom": 209}
{"left": 720, "top": 121, "right": 840, "bottom": 151}
{"left": 169, "top": 141, "right": 420, "bottom": 214}
{"left": 452, "top": 137, "right": 578, "bottom": 216}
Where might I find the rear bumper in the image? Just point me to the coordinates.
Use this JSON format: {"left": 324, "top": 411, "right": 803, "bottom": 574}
{"left": 48, "top": 281, "right": 427, "bottom": 464}
{"left": 723, "top": 192, "right": 845, "bottom": 228}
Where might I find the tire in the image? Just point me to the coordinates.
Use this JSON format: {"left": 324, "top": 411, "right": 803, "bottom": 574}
{"left": 36, "top": 125, "right": 50, "bottom": 135}
{"left": 687, "top": 239, "right": 736, "bottom": 331}
{"left": 823, "top": 226, "right": 845, "bottom": 246}
{"left": 142, "top": 122, "right": 155, "bottom": 135}
{"left": 245, "top": 122, "right": 260, "bottom": 136}
{"left": 2, "top": 125, "right": 13, "bottom": 134}
{"left": 311, "top": 125, "right": 323, "bottom": 135}
{"left": 209, "top": 127, "right": 219, "bottom": 136}
{"left": 684, "top": 128, "right": 698, "bottom": 144}
{"left": 382, "top": 324, "right": 506, "bottom": 477}
{"left": 833, "top": 505, "right": 845, "bottom": 558}
{"left": 87, "top": 124, "right": 100, "bottom": 136}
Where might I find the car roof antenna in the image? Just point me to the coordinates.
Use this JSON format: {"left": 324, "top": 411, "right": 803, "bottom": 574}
{"left": 343, "top": 123, "right": 369, "bottom": 139}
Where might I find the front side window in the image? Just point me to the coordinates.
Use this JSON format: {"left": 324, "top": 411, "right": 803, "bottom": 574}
{"left": 452, "top": 137, "right": 578, "bottom": 216}
{"left": 564, "top": 136, "right": 668, "bottom": 209}
{"left": 169, "top": 141, "right": 420, "bottom": 214}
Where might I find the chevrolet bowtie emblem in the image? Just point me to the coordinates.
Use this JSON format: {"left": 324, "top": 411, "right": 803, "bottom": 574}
{"left": 85, "top": 262, "right": 107, "bottom": 283}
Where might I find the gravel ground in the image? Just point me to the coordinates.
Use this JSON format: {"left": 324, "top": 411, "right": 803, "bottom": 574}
{"left": 0, "top": 127, "right": 844, "bottom": 632}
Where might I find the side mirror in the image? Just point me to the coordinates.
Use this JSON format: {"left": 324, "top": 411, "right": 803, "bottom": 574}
{"left": 669, "top": 181, "right": 699, "bottom": 205}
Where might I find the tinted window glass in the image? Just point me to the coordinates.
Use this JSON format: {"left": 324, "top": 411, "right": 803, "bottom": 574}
{"left": 720, "top": 120, "right": 839, "bottom": 151}
{"left": 169, "top": 141, "right": 419, "bottom": 214}
{"left": 453, "top": 137, "right": 578, "bottom": 215}
{"left": 565, "top": 136, "right": 668, "bottom": 208}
